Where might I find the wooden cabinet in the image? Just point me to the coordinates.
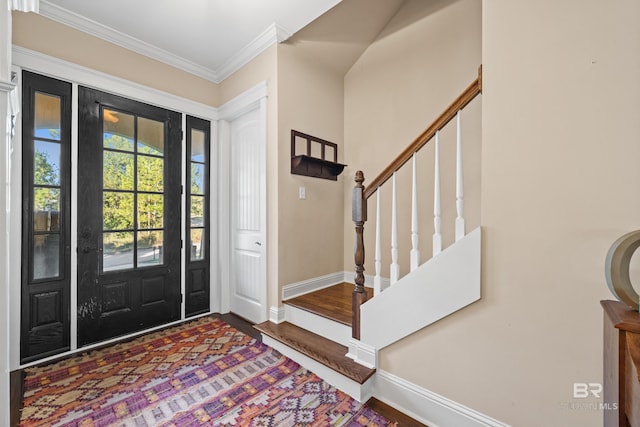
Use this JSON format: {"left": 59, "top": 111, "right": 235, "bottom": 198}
{"left": 602, "top": 300, "right": 640, "bottom": 427}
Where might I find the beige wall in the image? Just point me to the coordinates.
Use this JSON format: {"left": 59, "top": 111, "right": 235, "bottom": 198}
{"left": 12, "top": 12, "right": 219, "bottom": 106}
{"left": 276, "top": 42, "right": 345, "bottom": 287}
{"left": 345, "top": 0, "right": 640, "bottom": 426}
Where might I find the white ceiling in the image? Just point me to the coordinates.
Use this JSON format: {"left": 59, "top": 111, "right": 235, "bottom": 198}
{"left": 39, "top": 0, "right": 344, "bottom": 83}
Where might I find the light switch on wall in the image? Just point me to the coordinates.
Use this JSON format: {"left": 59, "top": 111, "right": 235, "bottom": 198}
{"left": 299, "top": 186, "right": 306, "bottom": 200}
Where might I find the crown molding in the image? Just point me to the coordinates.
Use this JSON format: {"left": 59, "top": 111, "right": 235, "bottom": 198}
{"left": 38, "top": 1, "right": 292, "bottom": 84}
{"left": 215, "top": 22, "right": 292, "bottom": 83}
{"left": 38, "top": 1, "right": 219, "bottom": 82}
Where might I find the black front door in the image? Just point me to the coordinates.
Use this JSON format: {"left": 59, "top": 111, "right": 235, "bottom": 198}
{"left": 77, "top": 87, "right": 182, "bottom": 346}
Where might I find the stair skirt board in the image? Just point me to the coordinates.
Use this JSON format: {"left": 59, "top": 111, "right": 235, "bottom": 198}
{"left": 284, "top": 304, "right": 352, "bottom": 347}
{"left": 261, "top": 334, "right": 374, "bottom": 403}
{"left": 374, "top": 370, "right": 509, "bottom": 427}
{"left": 360, "top": 227, "right": 482, "bottom": 350}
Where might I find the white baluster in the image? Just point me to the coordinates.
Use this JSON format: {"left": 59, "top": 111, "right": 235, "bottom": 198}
{"left": 455, "top": 110, "right": 465, "bottom": 241}
{"left": 433, "top": 131, "right": 442, "bottom": 256}
{"left": 374, "top": 187, "right": 382, "bottom": 295}
{"left": 390, "top": 173, "right": 400, "bottom": 284}
{"left": 410, "top": 153, "right": 420, "bottom": 271}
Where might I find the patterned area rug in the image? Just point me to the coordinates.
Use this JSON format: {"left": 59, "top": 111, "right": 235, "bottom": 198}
{"left": 20, "top": 317, "right": 395, "bottom": 426}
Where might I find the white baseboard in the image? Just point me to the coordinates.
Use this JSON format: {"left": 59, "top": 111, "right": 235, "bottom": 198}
{"left": 269, "top": 306, "right": 285, "bottom": 324}
{"left": 281, "top": 272, "right": 346, "bottom": 300}
{"left": 343, "top": 271, "right": 390, "bottom": 291}
{"left": 374, "top": 370, "right": 509, "bottom": 427}
{"left": 346, "top": 338, "right": 377, "bottom": 369}
{"left": 281, "top": 271, "right": 381, "bottom": 303}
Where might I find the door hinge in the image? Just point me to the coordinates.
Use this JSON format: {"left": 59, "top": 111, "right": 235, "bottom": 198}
{"left": 180, "top": 294, "right": 183, "bottom": 304}
{"left": 181, "top": 240, "right": 183, "bottom": 249}
{"left": 181, "top": 185, "right": 184, "bottom": 195}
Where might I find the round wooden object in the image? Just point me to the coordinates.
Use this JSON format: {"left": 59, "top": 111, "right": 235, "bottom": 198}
{"left": 605, "top": 230, "right": 640, "bottom": 310}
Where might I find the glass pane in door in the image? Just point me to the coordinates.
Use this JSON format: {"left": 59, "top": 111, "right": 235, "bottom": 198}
{"left": 102, "top": 109, "right": 166, "bottom": 272}
{"left": 103, "top": 231, "right": 134, "bottom": 271}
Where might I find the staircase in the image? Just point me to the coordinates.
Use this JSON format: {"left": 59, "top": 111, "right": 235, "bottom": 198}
{"left": 255, "top": 67, "right": 483, "bottom": 414}
{"left": 255, "top": 283, "right": 376, "bottom": 401}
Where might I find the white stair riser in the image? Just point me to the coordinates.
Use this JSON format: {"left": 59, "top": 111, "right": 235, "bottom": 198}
{"left": 284, "top": 304, "right": 351, "bottom": 347}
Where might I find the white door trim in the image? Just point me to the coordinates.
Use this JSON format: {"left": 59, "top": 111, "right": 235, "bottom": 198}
{"left": 217, "top": 82, "right": 268, "bottom": 321}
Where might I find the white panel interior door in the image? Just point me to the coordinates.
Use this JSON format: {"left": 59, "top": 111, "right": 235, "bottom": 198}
{"left": 229, "top": 107, "right": 266, "bottom": 323}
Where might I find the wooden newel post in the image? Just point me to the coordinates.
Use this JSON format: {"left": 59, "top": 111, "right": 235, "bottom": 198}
{"left": 352, "top": 171, "right": 368, "bottom": 339}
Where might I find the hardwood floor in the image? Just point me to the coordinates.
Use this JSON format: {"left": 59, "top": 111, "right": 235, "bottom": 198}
{"left": 284, "top": 282, "right": 373, "bottom": 325}
{"left": 367, "top": 397, "right": 428, "bottom": 426}
{"left": 215, "top": 312, "right": 262, "bottom": 341}
{"left": 10, "top": 370, "right": 23, "bottom": 427}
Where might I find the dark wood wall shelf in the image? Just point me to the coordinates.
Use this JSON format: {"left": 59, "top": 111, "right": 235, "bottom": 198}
{"left": 291, "top": 130, "right": 345, "bottom": 181}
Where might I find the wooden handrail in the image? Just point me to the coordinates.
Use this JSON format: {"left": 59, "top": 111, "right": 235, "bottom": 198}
{"left": 363, "top": 65, "right": 482, "bottom": 200}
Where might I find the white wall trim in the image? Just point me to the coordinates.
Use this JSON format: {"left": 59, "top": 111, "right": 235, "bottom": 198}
{"left": 216, "top": 23, "right": 292, "bottom": 83}
{"left": 0, "top": 79, "right": 15, "bottom": 92}
{"left": 218, "top": 81, "right": 268, "bottom": 121}
{"left": 217, "top": 119, "right": 231, "bottom": 316}
{"left": 375, "top": 370, "right": 510, "bottom": 427}
{"left": 269, "top": 306, "right": 286, "bottom": 324}
{"left": 38, "top": 2, "right": 291, "bottom": 84}
{"left": 346, "top": 338, "right": 376, "bottom": 369}
{"left": 209, "top": 119, "right": 221, "bottom": 314}
{"left": 7, "top": 67, "right": 21, "bottom": 374}
{"left": 38, "top": 0, "right": 218, "bottom": 83}
{"left": 12, "top": 46, "right": 219, "bottom": 120}
{"left": 282, "top": 271, "right": 345, "bottom": 300}
{"left": 0, "top": 35, "right": 14, "bottom": 424}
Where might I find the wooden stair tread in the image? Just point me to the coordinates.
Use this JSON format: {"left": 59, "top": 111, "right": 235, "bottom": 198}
{"left": 254, "top": 321, "right": 375, "bottom": 384}
{"left": 284, "top": 282, "right": 374, "bottom": 326}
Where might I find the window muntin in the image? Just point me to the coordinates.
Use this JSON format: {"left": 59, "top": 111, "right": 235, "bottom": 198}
{"left": 102, "top": 108, "right": 166, "bottom": 272}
